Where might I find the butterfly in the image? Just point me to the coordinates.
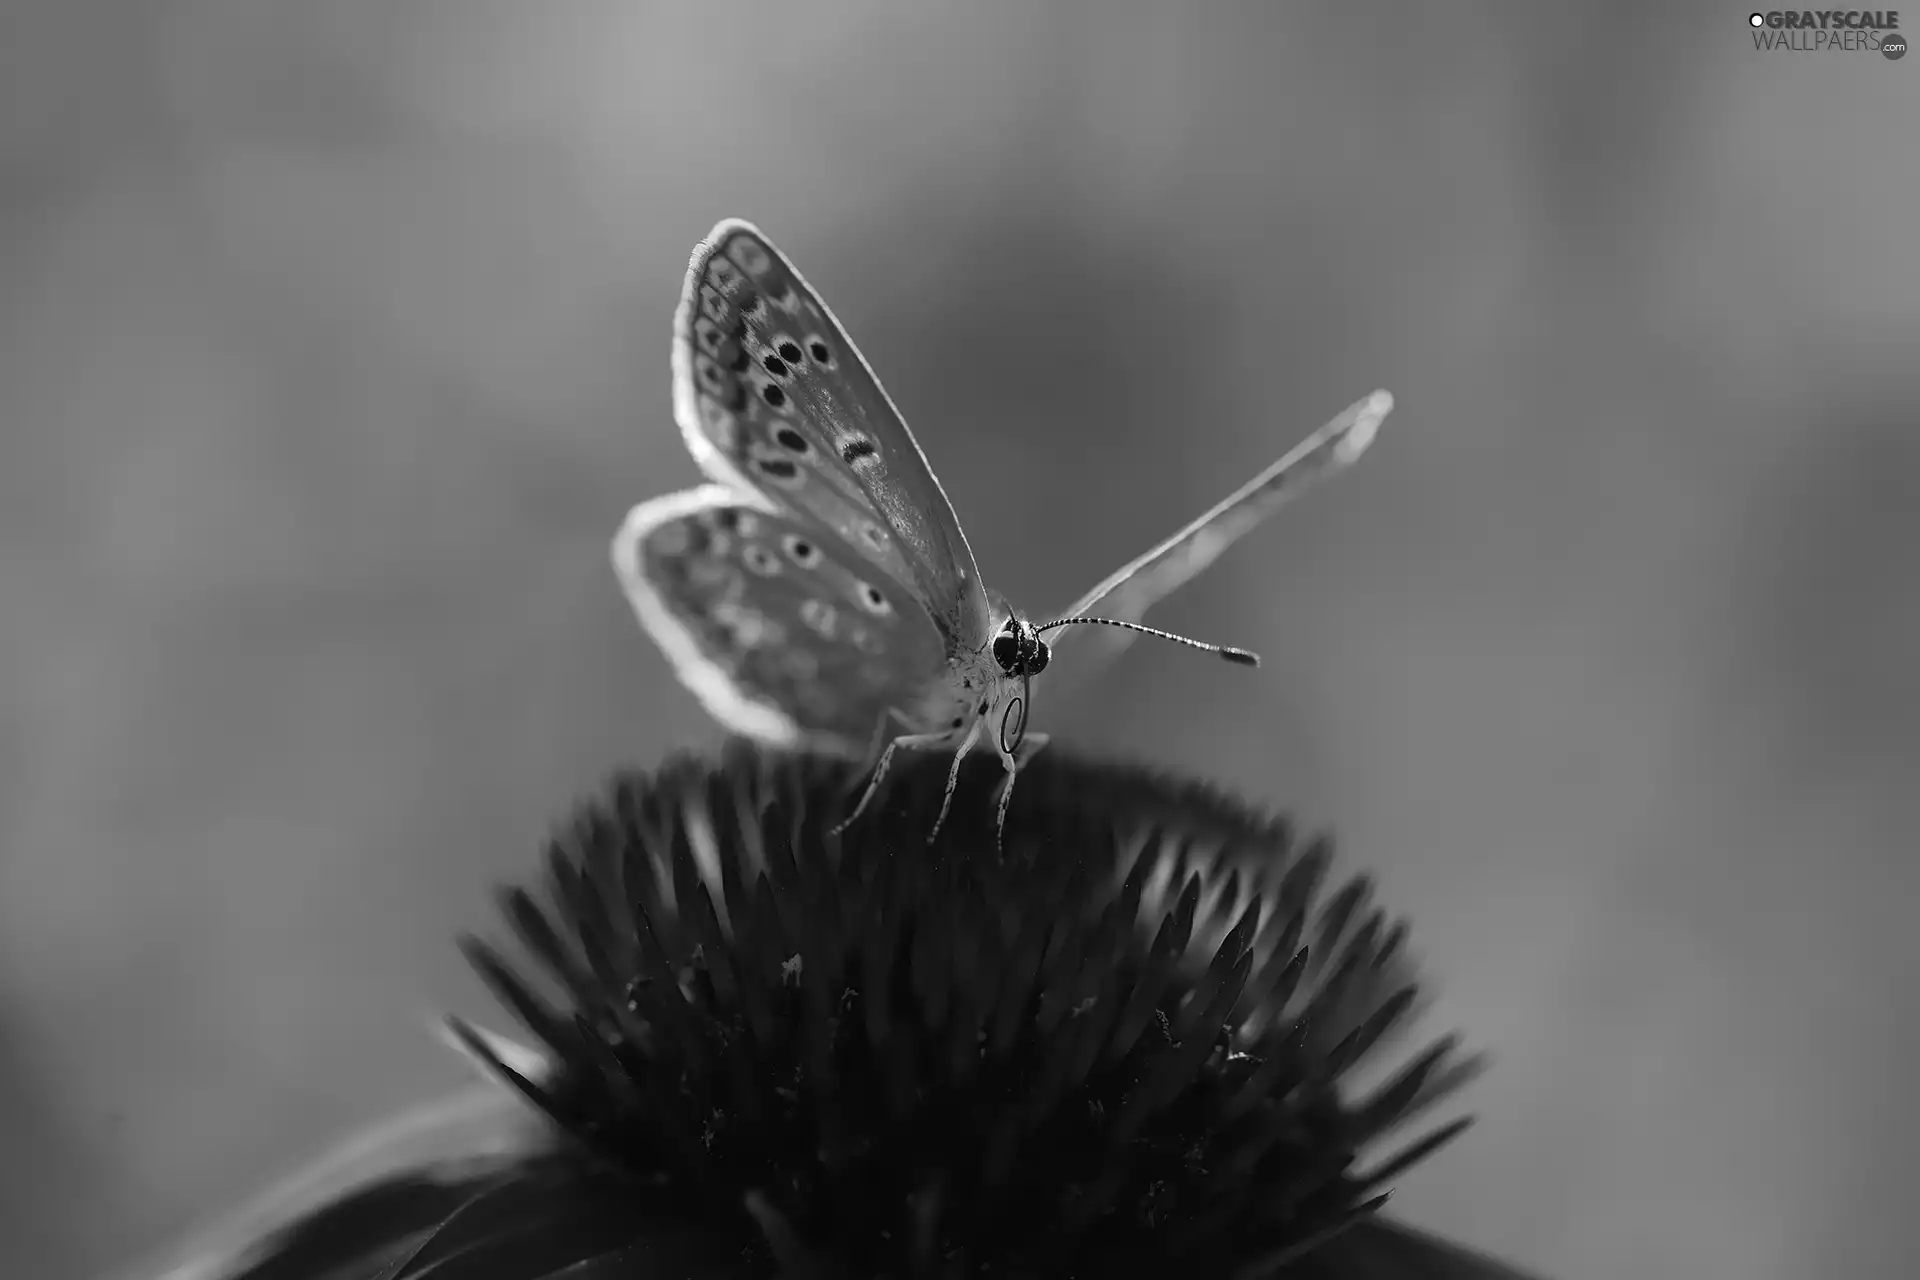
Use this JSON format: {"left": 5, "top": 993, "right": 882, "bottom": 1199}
{"left": 613, "top": 219, "right": 1392, "bottom": 846}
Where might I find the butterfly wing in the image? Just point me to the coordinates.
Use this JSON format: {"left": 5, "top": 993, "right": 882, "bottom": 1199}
{"left": 1045, "top": 390, "right": 1393, "bottom": 666}
{"left": 671, "top": 219, "right": 994, "bottom": 649}
{"left": 613, "top": 485, "right": 951, "bottom": 756}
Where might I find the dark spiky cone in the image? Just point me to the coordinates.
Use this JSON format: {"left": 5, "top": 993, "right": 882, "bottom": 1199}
{"left": 413, "top": 742, "right": 1484, "bottom": 1280}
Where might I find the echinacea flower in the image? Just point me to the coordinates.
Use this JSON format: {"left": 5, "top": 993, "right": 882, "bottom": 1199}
{"left": 149, "top": 744, "right": 1542, "bottom": 1280}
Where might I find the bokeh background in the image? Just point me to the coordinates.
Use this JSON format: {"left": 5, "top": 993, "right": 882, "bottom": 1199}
{"left": 2, "top": 3, "right": 1914, "bottom": 1278}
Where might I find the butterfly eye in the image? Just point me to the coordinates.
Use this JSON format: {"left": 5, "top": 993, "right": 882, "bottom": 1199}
{"left": 781, "top": 534, "right": 820, "bottom": 567}
{"left": 1028, "top": 639, "right": 1051, "bottom": 675}
{"left": 991, "top": 634, "right": 1018, "bottom": 673}
{"left": 856, "top": 582, "right": 892, "bottom": 615}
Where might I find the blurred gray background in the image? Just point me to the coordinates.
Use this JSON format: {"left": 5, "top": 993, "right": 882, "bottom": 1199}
{"left": 2, "top": 3, "right": 1915, "bottom": 1278}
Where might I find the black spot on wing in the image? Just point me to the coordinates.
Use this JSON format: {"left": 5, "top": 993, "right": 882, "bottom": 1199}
{"left": 782, "top": 534, "right": 820, "bottom": 567}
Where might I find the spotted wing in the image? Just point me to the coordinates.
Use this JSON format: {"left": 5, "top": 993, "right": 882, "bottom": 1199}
{"left": 613, "top": 485, "right": 950, "bottom": 756}
{"left": 1046, "top": 391, "right": 1393, "bottom": 665}
{"left": 671, "top": 219, "right": 994, "bottom": 651}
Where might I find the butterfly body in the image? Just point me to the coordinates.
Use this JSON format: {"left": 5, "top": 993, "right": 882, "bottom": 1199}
{"left": 615, "top": 219, "right": 1390, "bottom": 843}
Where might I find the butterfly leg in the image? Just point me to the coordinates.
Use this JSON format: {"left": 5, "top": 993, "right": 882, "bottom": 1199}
{"left": 831, "top": 727, "right": 955, "bottom": 835}
{"left": 835, "top": 708, "right": 910, "bottom": 809}
{"left": 991, "top": 733, "right": 1051, "bottom": 851}
{"left": 924, "top": 717, "right": 985, "bottom": 845}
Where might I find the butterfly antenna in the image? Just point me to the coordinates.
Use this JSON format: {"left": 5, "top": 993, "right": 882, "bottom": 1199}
{"left": 1035, "top": 617, "right": 1261, "bottom": 667}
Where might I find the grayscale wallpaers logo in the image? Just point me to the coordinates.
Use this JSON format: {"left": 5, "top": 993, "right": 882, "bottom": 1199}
{"left": 1747, "top": 10, "right": 1906, "bottom": 57}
